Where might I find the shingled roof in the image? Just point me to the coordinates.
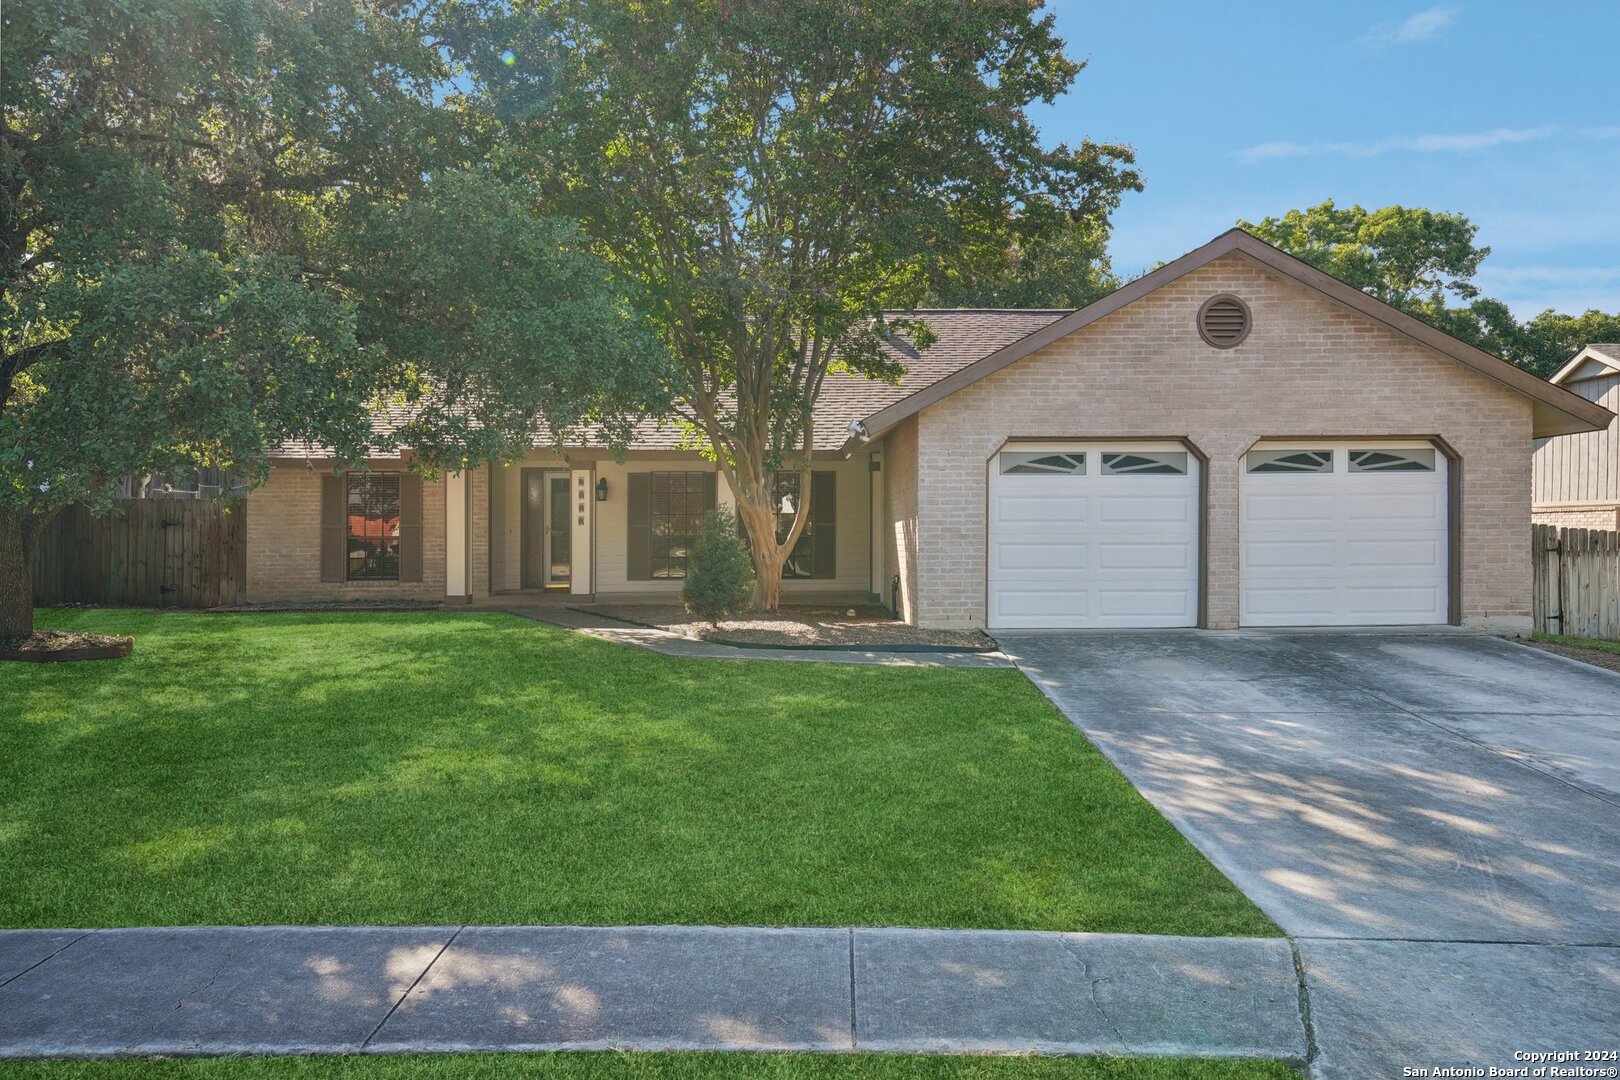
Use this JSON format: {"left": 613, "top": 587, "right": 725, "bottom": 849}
{"left": 274, "top": 309, "right": 1071, "bottom": 458}
{"left": 614, "top": 309, "right": 1072, "bottom": 451}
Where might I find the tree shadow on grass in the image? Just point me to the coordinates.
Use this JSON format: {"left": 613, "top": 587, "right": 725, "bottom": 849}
{"left": 2, "top": 610, "right": 1272, "bottom": 935}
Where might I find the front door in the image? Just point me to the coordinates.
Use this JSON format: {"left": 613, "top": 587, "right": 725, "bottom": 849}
{"left": 522, "top": 469, "right": 572, "bottom": 589}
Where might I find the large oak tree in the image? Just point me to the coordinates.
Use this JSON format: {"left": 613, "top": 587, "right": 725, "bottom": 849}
{"left": 0, "top": 0, "right": 670, "bottom": 640}
{"left": 478, "top": 0, "right": 1141, "bottom": 608}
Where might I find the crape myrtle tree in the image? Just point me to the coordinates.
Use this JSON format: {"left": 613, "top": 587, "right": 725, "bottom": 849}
{"left": 0, "top": 0, "right": 670, "bottom": 640}
{"left": 475, "top": 0, "right": 1141, "bottom": 609}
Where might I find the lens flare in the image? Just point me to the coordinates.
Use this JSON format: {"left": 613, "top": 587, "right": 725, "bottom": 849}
{"left": 500, "top": 49, "right": 517, "bottom": 67}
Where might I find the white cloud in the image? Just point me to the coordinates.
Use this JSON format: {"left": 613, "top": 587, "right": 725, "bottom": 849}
{"left": 1236, "top": 126, "right": 1554, "bottom": 163}
{"left": 1360, "top": 5, "right": 1462, "bottom": 48}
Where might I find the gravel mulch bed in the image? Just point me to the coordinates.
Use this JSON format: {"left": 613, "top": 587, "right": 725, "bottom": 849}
{"left": 1524, "top": 638, "right": 1620, "bottom": 675}
{"left": 580, "top": 603, "right": 997, "bottom": 651}
{"left": 0, "top": 629, "right": 133, "bottom": 662}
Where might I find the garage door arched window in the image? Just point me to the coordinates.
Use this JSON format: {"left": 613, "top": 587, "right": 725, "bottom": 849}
{"left": 1349, "top": 448, "right": 1436, "bottom": 472}
{"left": 1101, "top": 451, "right": 1187, "bottom": 475}
{"left": 1246, "top": 449, "right": 1333, "bottom": 474}
{"left": 999, "top": 451, "right": 1086, "bottom": 475}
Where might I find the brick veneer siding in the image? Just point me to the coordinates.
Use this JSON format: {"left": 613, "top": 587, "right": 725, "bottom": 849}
{"left": 911, "top": 253, "right": 1536, "bottom": 634}
{"left": 469, "top": 464, "right": 491, "bottom": 598}
{"left": 1532, "top": 505, "right": 1620, "bottom": 531}
{"left": 880, "top": 416, "right": 920, "bottom": 621}
{"left": 246, "top": 460, "right": 448, "bottom": 602}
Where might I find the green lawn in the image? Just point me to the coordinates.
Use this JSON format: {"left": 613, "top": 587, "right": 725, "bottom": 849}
{"left": 0, "top": 610, "right": 1274, "bottom": 935}
{"left": 1533, "top": 631, "right": 1620, "bottom": 654}
{"left": 0, "top": 1053, "right": 1300, "bottom": 1080}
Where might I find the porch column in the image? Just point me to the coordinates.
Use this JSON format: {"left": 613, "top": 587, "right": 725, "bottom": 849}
{"left": 445, "top": 469, "right": 470, "bottom": 602}
{"left": 570, "top": 468, "right": 593, "bottom": 595}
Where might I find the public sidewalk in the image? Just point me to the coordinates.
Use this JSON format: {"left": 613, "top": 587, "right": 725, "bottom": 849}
{"left": 0, "top": 924, "right": 1306, "bottom": 1062}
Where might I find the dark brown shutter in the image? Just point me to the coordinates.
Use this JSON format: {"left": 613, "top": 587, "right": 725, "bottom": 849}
{"left": 398, "top": 473, "right": 423, "bottom": 582}
{"left": 705, "top": 471, "right": 718, "bottom": 512}
{"left": 811, "top": 471, "right": 836, "bottom": 579}
{"left": 320, "top": 473, "right": 347, "bottom": 582}
{"left": 627, "top": 472, "right": 651, "bottom": 581}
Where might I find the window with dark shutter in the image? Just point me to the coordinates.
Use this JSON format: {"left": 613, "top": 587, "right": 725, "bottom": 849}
{"left": 397, "top": 474, "right": 423, "bottom": 582}
{"left": 628, "top": 471, "right": 717, "bottom": 580}
{"left": 345, "top": 473, "right": 402, "bottom": 580}
{"left": 773, "top": 471, "right": 836, "bottom": 579}
{"left": 320, "top": 474, "right": 346, "bottom": 582}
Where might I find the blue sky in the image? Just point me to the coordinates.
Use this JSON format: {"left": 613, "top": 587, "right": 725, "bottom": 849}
{"left": 1032, "top": 2, "right": 1620, "bottom": 317}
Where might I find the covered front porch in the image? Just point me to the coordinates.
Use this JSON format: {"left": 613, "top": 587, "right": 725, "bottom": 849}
{"left": 444, "top": 448, "right": 887, "bottom": 608}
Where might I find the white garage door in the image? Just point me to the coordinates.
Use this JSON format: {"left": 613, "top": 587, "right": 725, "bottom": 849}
{"left": 1240, "top": 443, "right": 1449, "bottom": 626}
{"left": 988, "top": 443, "right": 1200, "bottom": 629}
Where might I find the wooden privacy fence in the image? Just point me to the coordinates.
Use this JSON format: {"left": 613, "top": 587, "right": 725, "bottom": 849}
{"left": 1533, "top": 523, "right": 1620, "bottom": 639}
{"left": 32, "top": 500, "right": 247, "bottom": 609}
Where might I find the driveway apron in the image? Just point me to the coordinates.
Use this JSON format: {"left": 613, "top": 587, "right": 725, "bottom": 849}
{"left": 999, "top": 629, "right": 1620, "bottom": 1079}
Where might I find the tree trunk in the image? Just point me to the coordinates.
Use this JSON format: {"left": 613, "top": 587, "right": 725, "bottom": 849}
{"left": 734, "top": 495, "right": 786, "bottom": 612}
{"left": 0, "top": 507, "right": 37, "bottom": 641}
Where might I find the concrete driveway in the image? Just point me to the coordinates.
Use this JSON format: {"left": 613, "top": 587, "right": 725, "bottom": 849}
{"left": 998, "top": 629, "right": 1620, "bottom": 1080}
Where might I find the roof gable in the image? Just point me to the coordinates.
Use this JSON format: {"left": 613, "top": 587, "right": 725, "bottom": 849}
{"left": 1550, "top": 345, "right": 1620, "bottom": 386}
{"left": 847, "top": 229, "right": 1614, "bottom": 447}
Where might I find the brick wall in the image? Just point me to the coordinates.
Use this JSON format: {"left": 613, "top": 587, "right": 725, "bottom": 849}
{"left": 1532, "top": 505, "right": 1620, "bottom": 531}
{"left": 911, "top": 253, "right": 1536, "bottom": 633}
{"left": 245, "top": 460, "right": 447, "bottom": 602}
{"left": 468, "top": 464, "right": 490, "bottom": 599}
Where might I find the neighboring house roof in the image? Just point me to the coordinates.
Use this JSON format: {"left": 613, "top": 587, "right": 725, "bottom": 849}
{"left": 844, "top": 228, "right": 1615, "bottom": 450}
{"left": 1549, "top": 344, "right": 1620, "bottom": 386}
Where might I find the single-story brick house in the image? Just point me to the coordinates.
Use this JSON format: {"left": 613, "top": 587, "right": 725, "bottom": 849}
{"left": 247, "top": 229, "right": 1613, "bottom": 633}
{"left": 1533, "top": 343, "right": 1620, "bottom": 531}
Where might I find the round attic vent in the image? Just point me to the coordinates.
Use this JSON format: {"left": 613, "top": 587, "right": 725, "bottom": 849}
{"left": 1197, "top": 294, "right": 1251, "bottom": 348}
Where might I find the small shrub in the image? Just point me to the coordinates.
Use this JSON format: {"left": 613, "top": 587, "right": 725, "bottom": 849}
{"left": 682, "top": 506, "right": 756, "bottom": 626}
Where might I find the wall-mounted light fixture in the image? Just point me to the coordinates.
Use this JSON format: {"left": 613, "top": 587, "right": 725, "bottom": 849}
{"left": 595, "top": 478, "right": 609, "bottom": 502}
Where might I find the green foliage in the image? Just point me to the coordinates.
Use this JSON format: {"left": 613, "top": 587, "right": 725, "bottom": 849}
{"left": 1240, "top": 200, "right": 1489, "bottom": 308}
{"left": 0, "top": 1049, "right": 1303, "bottom": 1079}
{"left": 681, "top": 507, "right": 757, "bottom": 626}
{"left": 1242, "top": 200, "right": 1620, "bottom": 377}
{"left": 1515, "top": 309, "right": 1620, "bottom": 377}
{"left": 2, "top": 0, "right": 447, "bottom": 516}
{"left": 929, "top": 219, "right": 1120, "bottom": 311}
{"left": 344, "top": 168, "right": 675, "bottom": 470}
{"left": 4, "top": 609, "right": 1277, "bottom": 936}
{"left": 0, "top": 0, "right": 674, "bottom": 633}
{"left": 458, "top": 0, "right": 1141, "bottom": 597}
{"left": 1, "top": 0, "right": 673, "bottom": 510}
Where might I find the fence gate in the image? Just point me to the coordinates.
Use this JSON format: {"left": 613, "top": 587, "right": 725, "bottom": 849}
{"left": 31, "top": 501, "right": 247, "bottom": 609}
{"left": 1533, "top": 523, "right": 1620, "bottom": 640}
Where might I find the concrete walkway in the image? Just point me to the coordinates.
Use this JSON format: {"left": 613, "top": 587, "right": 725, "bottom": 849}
{"left": 506, "top": 605, "right": 1015, "bottom": 668}
{"left": 998, "top": 629, "right": 1620, "bottom": 1080}
{"left": 0, "top": 925, "right": 1305, "bottom": 1062}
